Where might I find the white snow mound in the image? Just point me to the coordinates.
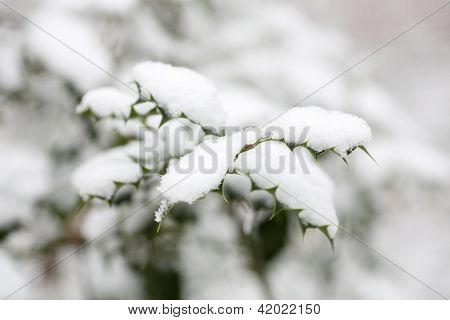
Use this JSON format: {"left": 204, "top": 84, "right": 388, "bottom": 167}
{"left": 158, "top": 129, "right": 260, "bottom": 205}
{"left": 132, "top": 62, "right": 226, "bottom": 130}
{"left": 77, "top": 86, "right": 137, "bottom": 119}
{"left": 235, "top": 140, "right": 338, "bottom": 238}
{"left": 72, "top": 143, "right": 141, "bottom": 200}
{"left": 264, "top": 106, "right": 371, "bottom": 157}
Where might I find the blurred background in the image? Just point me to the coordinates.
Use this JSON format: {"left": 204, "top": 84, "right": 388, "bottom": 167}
{"left": 0, "top": 0, "right": 449, "bottom": 299}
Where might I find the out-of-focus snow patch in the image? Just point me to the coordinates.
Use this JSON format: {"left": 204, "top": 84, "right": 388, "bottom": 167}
{"left": 132, "top": 62, "right": 227, "bottom": 130}
{"left": 179, "top": 196, "right": 266, "bottom": 299}
{"left": 235, "top": 141, "right": 338, "bottom": 238}
{"left": 29, "top": 245, "right": 140, "bottom": 299}
{"left": 80, "top": 246, "right": 142, "bottom": 299}
{"left": 266, "top": 236, "right": 328, "bottom": 299}
{"left": 97, "top": 118, "right": 145, "bottom": 138}
{"left": 0, "top": 250, "right": 30, "bottom": 299}
{"left": 264, "top": 106, "right": 372, "bottom": 157}
{"left": 0, "top": 30, "right": 23, "bottom": 91}
{"left": 72, "top": 143, "right": 141, "bottom": 200}
{"left": 46, "top": 0, "right": 137, "bottom": 15}
{"left": 77, "top": 86, "right": 137, "bottom": 119}
{"left": 354, "top": 139, "right": 450, "bottom": 184}
{"left": 0, "top": 141, "right": 50, "bottom": 225}
{"left": 220, "top": 86, "right": 277, "bottom": 126}
{"left": 3, "top": 229, "right": 36, "bottom": 254}
{"left": 26, "top": 11, "right": 112, "bottom": 91}
{"left": 80, "top": 206, "right": 121, "bottom": 240}
{"left": 201, "top": 0, "right": 347, "bottom": 110}
{"left": 351, "top": 84, "right": 421, "bottom": 139}
{"left": 0, "top": 142, "right": 49, "bottom": 200}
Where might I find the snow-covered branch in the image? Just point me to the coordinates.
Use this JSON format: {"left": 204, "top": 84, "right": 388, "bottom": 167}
{"left": 73, "top": 61, "right": 372, "bottom": 242}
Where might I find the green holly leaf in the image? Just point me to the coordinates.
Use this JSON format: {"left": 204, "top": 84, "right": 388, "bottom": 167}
{"left": 319, "top": 226, "right": 335, "bottom": 252}
{"left": 218, "top": 180, "right": 229, "bottom": 204}
{"left": 358, "top": 145, "right": 378, "bottom": 165}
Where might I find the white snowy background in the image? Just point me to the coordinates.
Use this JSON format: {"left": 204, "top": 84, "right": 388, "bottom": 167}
{"left": 0, "top": 0, "right": 449, "bottom": 299}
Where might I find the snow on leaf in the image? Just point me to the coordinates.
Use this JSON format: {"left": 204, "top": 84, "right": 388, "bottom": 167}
{"left": 133, "top": 101, "right": 156, "bottom": 116}
{"left": 263, "top": 106, "right": 372, "bottom": 157}
{"left": 72, "top": 61, "right": 373, "bottom": 241}
{"left": 234, "top": 140, "right": 338, "bottom": 239}
{"left": 97, "top": 118, "right": 145, "bottom": 138}
{"left": 72, "top": 143, "right": 142, "bottom": 201}
{"left": 154, "top": 198, "right": 171, "bottom": 224}
{"left": 132, "top": 62, "right": 227, "bottom": 131}
{"left": 158, "top": 119, "right": 205, "bottom": 159}
{"left": 77, "top": 86, "right": 137, "bottom": 119}
{"left": 157, "top": 129, "right": 259, "bottom": 207}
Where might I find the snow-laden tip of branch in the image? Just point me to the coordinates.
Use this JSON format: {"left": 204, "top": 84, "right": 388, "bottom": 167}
{"left": 158, "top": 129, "right": 259, "bottom": 206}
{"left": 72, "top": 143, "right": 142, "bottom": 201}
{"left": 154, "top": 198, "right": 171, "bottom": 223}
{"left": 132, "top": 61, "right": 227, "bottom": 131}
{"left": 235, "top": 141, "right": 338, "bottom": 238}
{"left": 77, "top": 86, "right": 137, "bottom": 119}
{"left": 264, "top": 106, "right": 372, "bottom": 157}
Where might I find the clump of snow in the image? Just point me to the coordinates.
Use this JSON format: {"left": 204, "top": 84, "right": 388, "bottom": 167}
{"left": 132, "top": 62, "right": 227, "bottom": 130}
{"left": 235, "top": 140, "right": 338, "bottom": 238}
{"left": 133, "top": 101, "right": 156, "bottom": 115}
{"left": 72, "top": 144, "right": 141, "bottom": 200}
{"left": 159, "top": 119, "right": 205, "bottom": 158}
{"left": 146, "top": 115, "right": 163, "bottom": 128}
{"left": 158, "top": 129, "right": 259, "bottom": 206}
{"left": 154, "top": 198, "right": 171, "bottom": 223}
{"left": 264, "top": 106, "right": 372, "bottom": 157}
{"left": 77, "top": 86, "right": 137, "bottom": 119}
